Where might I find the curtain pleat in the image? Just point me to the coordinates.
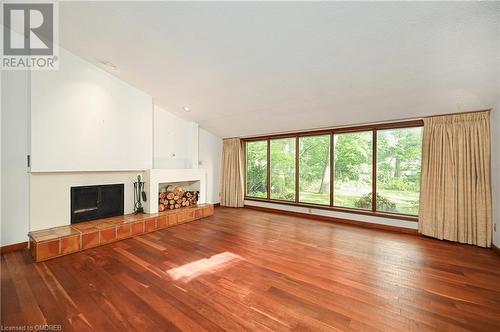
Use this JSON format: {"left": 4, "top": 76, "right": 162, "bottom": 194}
{"left": 220, "top": 138, "right": 244, "bottom": 208}
{"left": 419, "top": 111, "right": 492, "bottom": 247}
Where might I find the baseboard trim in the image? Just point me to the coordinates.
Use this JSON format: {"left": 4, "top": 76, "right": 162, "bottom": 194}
{"left": 1, "top": 241, "right": 28, "bottom": 254}
{"left": 244, "top": 205, "right": 418, "bottom": 235}
{"left": 492, "top": 244, "right": 500, "bottom": 256}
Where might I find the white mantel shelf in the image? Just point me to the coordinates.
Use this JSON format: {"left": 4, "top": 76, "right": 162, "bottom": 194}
{"left": 144, "top": 169, "right": 207, "bottom": 214}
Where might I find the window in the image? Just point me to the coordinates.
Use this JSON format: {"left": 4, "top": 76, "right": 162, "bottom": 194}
{"left": 333, "top": 131, "right": 373, "bottom": 210}
{"left": 270, "top": 138, "right": 296, "bottom": 201}
{"left": 299, "top": 135, "right": 330, "bottom": 205}
{"left": 246, "top": 140, "right": 267, "bottom": 198}
{"left": 376, "top": 127, "right": 423, "bottom": 215}
{"left": 244, "top": 120, "right": 423, "bottom": 219}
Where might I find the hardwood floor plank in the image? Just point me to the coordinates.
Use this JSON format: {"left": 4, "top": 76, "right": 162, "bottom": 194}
{"left": 2, "top": 207, "right": 500, "bottom": 331}
{"left": 2, "top": 253, "right": 48, "bottom": 326}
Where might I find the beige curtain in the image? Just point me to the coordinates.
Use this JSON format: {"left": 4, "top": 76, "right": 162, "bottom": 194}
{"left": 419, "top": 111, "right": 492, "bottom": 247}
{"left": 220, "top": 138, "right": 244, "bottom": 207}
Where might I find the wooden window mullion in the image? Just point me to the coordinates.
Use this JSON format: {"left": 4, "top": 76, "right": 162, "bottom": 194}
{"left": 372, "top": 130, "right": 377, "bottom": 212}
{"left": 330, "top": 132, "right": 334, "bottom": 207}
{"left": 266, "top": 139, "right": 270, "bottom": 199}
{"left": 295, "top": 136, "right": 299, "bottom": 203}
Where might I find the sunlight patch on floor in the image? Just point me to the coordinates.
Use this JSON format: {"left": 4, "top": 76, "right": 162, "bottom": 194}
{"left": 167, "top": 252, "right": 243, "bottom": 282}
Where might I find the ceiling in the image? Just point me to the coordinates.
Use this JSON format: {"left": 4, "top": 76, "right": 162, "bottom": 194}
{"left": 58, "top": 2, "right": 500, "bottom": 138}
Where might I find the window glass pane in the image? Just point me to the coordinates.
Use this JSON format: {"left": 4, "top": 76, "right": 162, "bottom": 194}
{"left": 299, "top": 135, "right": 330, "bottom": 205}
{"left": 246, "top": 140, "right": 267, "bottom": 198}
{"left": 333, "top": 131, "right": 373, "bottom": 209}
{"left": 270, "top": 138, "right": 296, "bottom": 201}
{"left": 376, "top": 127, "right": 423, "bottom": 215}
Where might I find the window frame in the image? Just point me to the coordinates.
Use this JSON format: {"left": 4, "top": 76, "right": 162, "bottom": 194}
{"left": 243, "top": 120, "right": 423, "bottom": 222}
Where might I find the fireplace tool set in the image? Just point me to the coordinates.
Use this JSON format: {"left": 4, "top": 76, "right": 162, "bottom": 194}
{"left": 133, "top": 175, "right": 147, "bottom": 214}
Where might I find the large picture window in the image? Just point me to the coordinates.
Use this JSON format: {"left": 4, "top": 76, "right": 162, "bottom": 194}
{"left": 299, "top": 135, "right": 330, "bottom": 205}
{"left": 246, "top": 140, "right": 267, "bottom": 198}
{"left": 244, "top": 120, "right": 423, "bottom": 219}
{"left": 270, "top": 138, "right": 296, "bottom": 201}
{"left": 376, "top": 127, "right": 423, "bottom": 215}
{"left": 333, "top": 131, "right": 372, "bottom": 210}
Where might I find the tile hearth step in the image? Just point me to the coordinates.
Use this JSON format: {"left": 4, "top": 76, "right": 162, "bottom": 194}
{"left": 28, "top": 204, "right": 214, "bottom": 262}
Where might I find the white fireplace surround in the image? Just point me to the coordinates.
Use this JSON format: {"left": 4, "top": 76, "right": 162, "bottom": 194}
{"left": 144, "top": 169, "right": 206, "bottom": 214}
{"left": 28, "top": 169, "right": 207, "bottom": 231}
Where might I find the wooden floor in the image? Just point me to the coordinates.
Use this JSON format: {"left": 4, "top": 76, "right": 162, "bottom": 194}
{"left": 2, "top": 208, "right": 500, "bottom": 331}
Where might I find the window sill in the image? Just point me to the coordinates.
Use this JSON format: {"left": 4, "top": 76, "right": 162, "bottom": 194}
{"left": 244, "top": 197, "right": 419, "bottom": 222}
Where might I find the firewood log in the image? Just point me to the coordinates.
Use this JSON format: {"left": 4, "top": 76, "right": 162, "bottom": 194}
{"left": 159, "top": 203, "right": 165, "bottom": 212}
{"left": 172, "top": 186, "right": 182, "bottom": 198}
{"left": 166, "top": 192, "right": 175, "bottom": 200}
{"left": 175, "top": 203, "right": 180, "bottom": 209}
{"left": 159, "top": 192, "right": 166, "bottom": 199}
{"left": 169, "top": 199, "right": 175, "bottom": 205}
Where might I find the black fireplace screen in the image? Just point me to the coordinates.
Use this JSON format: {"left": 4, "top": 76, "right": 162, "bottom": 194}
{"left": 71, "top": 184, "right": 124, "bottom": 224}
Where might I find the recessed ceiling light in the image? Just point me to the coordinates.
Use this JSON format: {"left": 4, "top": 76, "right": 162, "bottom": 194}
{"left": 182, "top": 106, "right": 191, "bottom": 112}
{"left": 100, "top": 60, "right": 117, "bottom": 71}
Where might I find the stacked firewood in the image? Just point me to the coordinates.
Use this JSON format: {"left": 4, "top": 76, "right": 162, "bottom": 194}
{"left": 158, "top": 186, "right": 199, "bottom": 212}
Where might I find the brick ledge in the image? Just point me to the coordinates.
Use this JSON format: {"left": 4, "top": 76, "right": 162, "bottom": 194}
{"left": 28, "top": 204, "right": 214, "bottom": 262}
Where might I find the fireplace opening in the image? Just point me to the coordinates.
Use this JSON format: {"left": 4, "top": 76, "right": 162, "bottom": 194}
{"left": 71, "top": 184, "right": 124, "bottom": 224}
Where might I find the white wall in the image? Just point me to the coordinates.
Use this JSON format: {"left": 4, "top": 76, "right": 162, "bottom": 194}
{"left": 245, "top": 200, "right": 418, "bottom": 230}
{"left": 1, "top": 45, "right": 225, "bottom": 237}
{"left": 153, "top": 105, "right": 199, "bottom": 169}
{"left": 492, "top": 101, "right": 500, "bottom": 247}
{"left": 199, "top": 128, "right": 222, "bottom": 203}
{"left": 30, "top": 171, "right": 142, "bottom": 231}
{"left": 153, "top": 106, "right": 221, "bottom": 203}
{"left": 1, "top": 71, "right": 30, "bottom": 245}
{"left": 30, "top": 47, "right": 153, "bottom": 172}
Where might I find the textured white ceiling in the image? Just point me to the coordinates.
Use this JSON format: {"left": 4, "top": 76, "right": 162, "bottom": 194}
{"left": 58, "top": 1, "right": 499, "bottom": 138}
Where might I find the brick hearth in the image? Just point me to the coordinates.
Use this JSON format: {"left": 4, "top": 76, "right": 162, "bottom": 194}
{"left": 28, "top": 204, "right": 214, "bottom": 261}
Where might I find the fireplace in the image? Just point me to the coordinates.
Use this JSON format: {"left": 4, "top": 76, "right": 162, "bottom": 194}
{"left": 71, "top": 184, "right": 124, "bottom": 224}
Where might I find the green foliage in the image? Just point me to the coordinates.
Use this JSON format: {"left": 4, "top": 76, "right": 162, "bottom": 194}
{"left": 246, "top": 141, "right": 267, "bottom": 197}
{"left": 382, "top": 177, "right": 419, "bottom": 192}
{"left": 376, "top": 127, "right": 422, "bottom": 213}
{"left": 334, "top": 132, "right": 372, "bottom": 183}
{"left": 355, "top": 192, "right": 396, "bottom": 211}
{"left": 377, "top": 127, "right": 422, "bottom": 192}
{"left": 270, "top": 138, "right": 296, "bottom": 200}
{"left": 299, "top": 135, "right": 330, "bottom": 203}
